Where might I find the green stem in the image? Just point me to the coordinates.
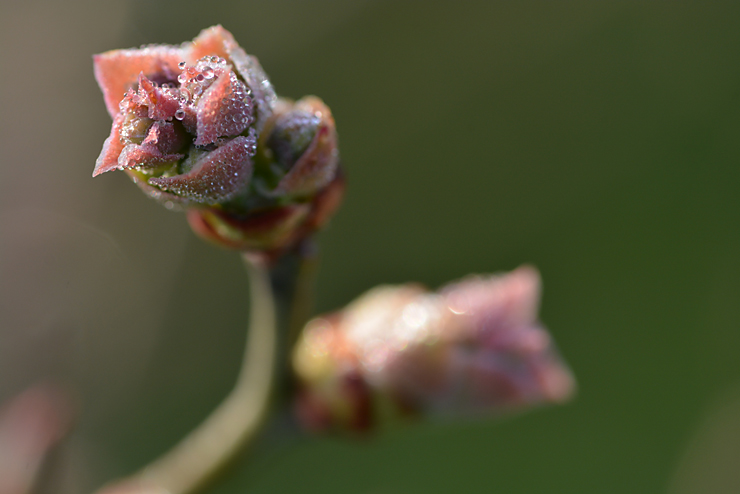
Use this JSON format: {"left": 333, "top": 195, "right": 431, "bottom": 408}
{"left": 96, "top": 248, "right": 313, "bottom": 494}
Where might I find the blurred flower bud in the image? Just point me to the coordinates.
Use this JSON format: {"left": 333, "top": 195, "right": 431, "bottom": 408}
{"left": 93, "top": 26, "right": 342, "bottom": 255}
{"left": 292, "top": 266, "right": 575, "bottom": 433}
{"left": 0, "top": 384, "right": 74, "bottom": 494}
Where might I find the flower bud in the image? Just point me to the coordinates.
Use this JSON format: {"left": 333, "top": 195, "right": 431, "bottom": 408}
{"left": 0, "top": 384, "right": 74, "bottom": 494}
{"left": 292, "top": 267, "right": 576, "bottom": 433}
{"left": 93, "top": 26, "right": 342, "bottom": 254}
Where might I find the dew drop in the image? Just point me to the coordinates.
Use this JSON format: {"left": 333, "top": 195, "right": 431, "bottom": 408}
{"left": 196, "top": 73, "right": 205, "bottom": 82}
{"left": 178, "top": 61, "right": 187, "bottom": 69}
{"left": 177, "top": 73, "right": 187, "bottom": 84}
{"left": 175, "top": 109, "right": 185, "bottom": 120}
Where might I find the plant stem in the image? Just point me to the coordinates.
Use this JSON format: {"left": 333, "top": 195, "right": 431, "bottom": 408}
{"left": 97, "top": 248, "right": 314, "bottom": 494}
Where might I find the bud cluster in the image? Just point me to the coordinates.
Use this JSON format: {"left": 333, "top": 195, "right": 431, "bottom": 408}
{"left": 93, "top": 26, "right": 342, "bottom": 255}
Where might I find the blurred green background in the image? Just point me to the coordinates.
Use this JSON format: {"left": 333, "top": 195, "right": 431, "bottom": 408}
{"left": 2, "top": 1, "right": 740, "bottom": 493}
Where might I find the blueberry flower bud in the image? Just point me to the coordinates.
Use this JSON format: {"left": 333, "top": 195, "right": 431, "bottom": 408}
{"left": 93, "top": 26, "right": 342, "bottom": 254}
{"left": 292, "top": 267, "right": 576, "bottom": 432}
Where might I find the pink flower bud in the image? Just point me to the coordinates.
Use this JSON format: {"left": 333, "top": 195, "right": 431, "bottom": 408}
{"left": 0, "top": 384, "right": 74, "bottom": 494}
{"left": 93, "top": 26, "right": 269, "bottom": 203}
{"left": 293, "top": 267, "right": 575, "bottom": 432}
{"left": 93, "top": 26, "right": 343, "bottom": 254}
